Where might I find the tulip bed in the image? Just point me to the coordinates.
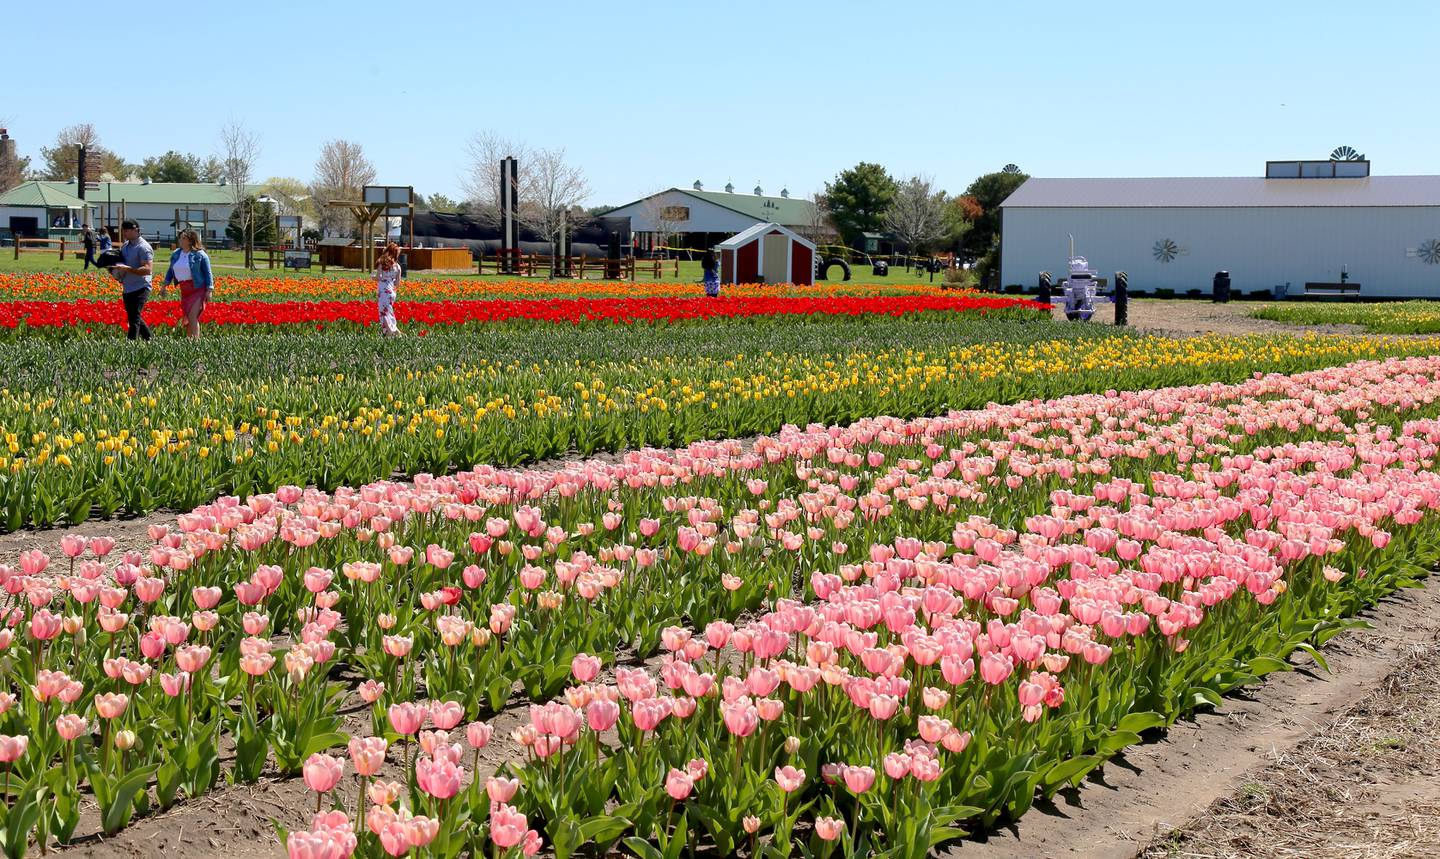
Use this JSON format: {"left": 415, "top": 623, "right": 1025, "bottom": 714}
{"left": 2, "top": 315, "right": 1436, "bottom": 532}
{"left": 1251, "top": 300, "right": 1440, "bottom": 334}
{"left": 0, "top": 274, "right": 951, "bottom": 304}
{"left": 0, "top": 295, "right": 1043, "bottom": 335}
{"left": 4, "top": 355, "right": 1440, "bottom": 857}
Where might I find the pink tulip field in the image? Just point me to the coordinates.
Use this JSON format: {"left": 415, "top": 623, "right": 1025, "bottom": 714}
{"left": 5, "top": 354, "right": 1440, "bottom": 858}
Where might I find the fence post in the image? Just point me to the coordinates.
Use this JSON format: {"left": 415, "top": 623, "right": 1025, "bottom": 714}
{"left": 1113, "top": 271, "right": 1128, "bottom": 326}
{"left": 59, "top": 238, "right": 66, "bottom": 261}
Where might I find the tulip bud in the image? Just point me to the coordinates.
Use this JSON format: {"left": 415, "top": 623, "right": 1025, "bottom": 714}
{"left": 114, "top": 729, "right": 137, "bottom": 751}
{"left": 743, "top": 815, "right": 761, "bottom": 834}
{"left": 784, "top": 736, "right": 800, "bottom": 755}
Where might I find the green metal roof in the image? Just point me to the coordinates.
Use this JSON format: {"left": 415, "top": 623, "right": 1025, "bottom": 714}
{"left": 36, "top": 181, "right": 261, "bottom": 205}
{"left": 676, "top": 188, "right": 816, "bottom": 225}
{"left": 0, "top": 181, "right": 88, "bottom": 209}
{"left": 604, "top": 187, "right": 818, "bottom": 226}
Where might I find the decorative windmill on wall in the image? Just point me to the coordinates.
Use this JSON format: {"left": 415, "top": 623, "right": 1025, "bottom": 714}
{"left": 1330, "top": 145, "right": 1365, "bottom": 162}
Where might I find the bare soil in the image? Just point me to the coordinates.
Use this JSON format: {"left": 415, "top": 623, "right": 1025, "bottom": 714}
{"left": 1050, "top": 299, "right": 1367, "bottom": 338}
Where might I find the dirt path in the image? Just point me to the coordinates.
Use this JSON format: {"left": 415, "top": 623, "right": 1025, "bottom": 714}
{"left": 1137, "top": 647, "right": 1440, "bottom": 858}
{"left": 943, "top": 576, "right": 1440, "bottom": 859}
{"left": 1049, "top": 299, "right": 1366, "bottom": 338}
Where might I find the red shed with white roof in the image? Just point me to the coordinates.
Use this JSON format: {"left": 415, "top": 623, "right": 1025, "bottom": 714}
{"left": 716, "top": 222, "right": 815, "bottom": 285}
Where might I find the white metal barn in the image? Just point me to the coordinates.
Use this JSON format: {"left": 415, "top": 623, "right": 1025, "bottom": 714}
{"left": 999, "top": 163, "right": 1440, "bottom": 298}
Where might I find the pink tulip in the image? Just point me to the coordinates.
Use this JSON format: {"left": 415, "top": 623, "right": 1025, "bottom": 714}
{"left": 415, "top": 757, "right": 463, "bottom": 800}
{"left": 843, "top": 764, "right": 876, "bottom": 793}
{"left": 490, "top": 803, "right": 529, "bottom": 848}
{"left": 0, "top": 735, "right": 28, "bottom": 763}
{"left": 571, "top": 653, "right": 601, "bottom": 683}
{"left": 302, "top": 753, "right": 345, "bottom": 794}
{"left": 665, "top": 768, "right": 694, "bottom": 800}
{"left": 348, "top": 736, "right": 388, "bottom": 777}
{"left": 387, "top": 702, "right": 425, "bottom": 736}
{"left": 465, "top": 721, "right": 493, "bottom": 749}
{"left": 486, "top": 775, "right": 520, "bottom": 804}
{"left": 429, "top": 700, "right": 464, "bottom": 731}
{"left": 815, "top": 817, "right": 845, "bottom": 841}
{"left": 94, "top": 692, "right": 129, "bottom": 720}
{"left": 55, "top": 713, "right": 88, "bottom": 741}
{"left": 586, "top": 699, "right": 620, "bottom": 732}
{"left": 774, "top": 765, "right": 805, "bottom": 793}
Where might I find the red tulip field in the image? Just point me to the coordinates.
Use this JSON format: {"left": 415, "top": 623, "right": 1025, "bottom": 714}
{"left": 2, "top": 283, "right": 1439, "bottom": 858}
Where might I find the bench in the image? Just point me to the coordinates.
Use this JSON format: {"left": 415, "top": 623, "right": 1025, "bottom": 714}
{"left": 1304, "top": 282, "right": 1360, "bottom": 298}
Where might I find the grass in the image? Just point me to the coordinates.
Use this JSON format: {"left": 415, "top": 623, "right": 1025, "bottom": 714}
{"left": 0, "top": 248, "right": 945, "bottom": 286}
{"left": 1250, "top": 301, "right": 1440, "bottom": 334}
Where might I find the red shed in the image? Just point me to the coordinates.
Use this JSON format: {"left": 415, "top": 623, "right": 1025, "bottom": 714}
{"left": 716, "top": 222, "right": 815, "bottom": 285}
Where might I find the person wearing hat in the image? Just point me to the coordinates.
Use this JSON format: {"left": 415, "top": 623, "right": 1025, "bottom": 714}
{"left": 108, "top": 219, "right": 155, "bottom": 341}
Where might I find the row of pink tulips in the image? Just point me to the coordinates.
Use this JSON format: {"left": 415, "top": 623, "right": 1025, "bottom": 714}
{"left": 3, "top": 356, "right": 1440, "bottom": 856}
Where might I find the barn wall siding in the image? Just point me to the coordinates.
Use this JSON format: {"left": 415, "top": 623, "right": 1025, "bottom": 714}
{"left": 1000, "top": 206, "right": 1440, "bottom": 298}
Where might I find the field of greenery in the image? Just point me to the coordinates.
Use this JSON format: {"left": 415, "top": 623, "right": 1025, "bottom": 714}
{"left": 2, "top": 304, "right": 1438, "bottom": 531}
{"left": 1250, "top": 300, "right": 1440, "bottom": 334}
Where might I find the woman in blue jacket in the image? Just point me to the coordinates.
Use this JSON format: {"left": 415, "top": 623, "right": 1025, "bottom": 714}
{"left": 162, "top": 229, "right": 214, "bottom": 338}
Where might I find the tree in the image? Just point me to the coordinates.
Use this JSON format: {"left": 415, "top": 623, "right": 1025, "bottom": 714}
{"left": 961, "top": 167, "right": 1029, "bottom": 259}
{"left": 311, "top": 139, "right": 376, "bottom": 237}
{"left": 520, "top": 147, "right": 590, "bottom": 274}
{"left": 884, "top": 176, "right": 948, "bottom": 261}
{"left": 460, "top": 131, "right": 530, "bottom": 228}
{"left": 226, "top": 196, "right": 276, "bottom": 245}
{"left": 36, "top": 123, "right": 129, "bottom": 181}
{"left": 137, "top": 150, "right": 202, "bottom": 183}
{"left": 941, "top": 195, "right": 980, "bottom": 252}
{"left": 260, "top": 177, "right": 316, "bottom": 220}
{"left": 218, "top": 122, "right": 262, "bottom": 265}
{"left": 423, "top": 192, "right": 461, "bottom": 212}
{"left": 795, "top": 194, "right": 837, "bottom": 248}
{"left": 823, "top": 163, "right": 897, "bottom": 248}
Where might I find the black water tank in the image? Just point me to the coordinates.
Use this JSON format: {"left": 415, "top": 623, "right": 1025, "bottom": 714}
{"left": 1212, "top": 270, "right": 1231, "bottom": 303}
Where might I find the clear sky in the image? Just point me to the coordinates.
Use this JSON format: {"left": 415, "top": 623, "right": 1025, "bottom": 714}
{"left": 5, "top": 0, "right": 1435, "bottom": 206}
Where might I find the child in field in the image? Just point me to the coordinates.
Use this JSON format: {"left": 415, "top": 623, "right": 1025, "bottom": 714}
{"left": 701, "top": 249, "right": 720, "bottom": 297}
{"left": 376, "top": 252, "right": 401, "bottom": 336}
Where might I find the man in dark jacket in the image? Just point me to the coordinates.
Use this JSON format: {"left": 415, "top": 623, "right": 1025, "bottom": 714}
{"left": 81, "top": 224, "right": 98, "bottom": 270}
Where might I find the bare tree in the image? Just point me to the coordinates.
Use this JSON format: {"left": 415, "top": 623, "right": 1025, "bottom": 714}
{"left": 884, "top": 175, "right": 947, "bottom": 265}
{"left": 311, "top": 140, "right": 377, "bottom": 238}
{"left": 796, "top": 193, "right": 838, "bottom": 251}
{"left": 218, "top": 121, "right": 261, "bottom": 266}
{"left": 520, "top": 147, "right": 590, "bottom": 275}
{"left": 638, "top": 190, "right": 688, "bottom": 256}
{"left": 459, "top": 131, "right": 530, "bottom": 228}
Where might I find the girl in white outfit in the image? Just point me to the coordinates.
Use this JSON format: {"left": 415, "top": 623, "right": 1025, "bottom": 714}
{"left": 376, "top": 252, "right": 401, "bottom": 336}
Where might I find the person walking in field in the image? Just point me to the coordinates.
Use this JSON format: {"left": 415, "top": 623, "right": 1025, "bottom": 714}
{"left": 376, "top": 251, "right": 401, "bottom": 336}
{"left": 161, "top": 229, "right": 214, "bottom": 338}
{"left": 108, "top": 219, "right": 154, "bottom": 341}
{"left": 81, "top": 224, "right": 98, "bottom": 270}
{"left": 701, "top": 249, "right": 720, "bottom": 298}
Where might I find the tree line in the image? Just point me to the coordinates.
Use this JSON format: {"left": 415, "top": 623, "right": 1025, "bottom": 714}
{"left": 819, "top": 162, "right": 1028, "bottom": 269}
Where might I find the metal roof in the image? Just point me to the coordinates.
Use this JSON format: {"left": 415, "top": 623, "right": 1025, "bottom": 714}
{"left": 716, "top": 222, "right": 815, "bottom": 250}
{"left": 1000, "top": 176, "right": 1440, "bottom": 209}
{"left": 0, "top": 181, "right": 88, "bottom": 208}
{"left": 37, "top": 181, "right": 260, "bottom": 205}
{"left": 604, "top": 187, "right": 818, "bottom": 225}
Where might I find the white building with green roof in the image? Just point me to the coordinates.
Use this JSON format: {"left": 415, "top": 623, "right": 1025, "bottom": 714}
{"left": 1, "top": 180, "right": 263, "bottom": 243}
{"left": 602, "top": 183, "right": 833, "bottom": 252}
{"left": 0, "top": 181, "right": 91, "bottom": 239}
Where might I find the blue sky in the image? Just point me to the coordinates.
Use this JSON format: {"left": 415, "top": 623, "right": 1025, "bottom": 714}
{"left": 6, "top": 0, "right": 1435, "bottom": 205}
